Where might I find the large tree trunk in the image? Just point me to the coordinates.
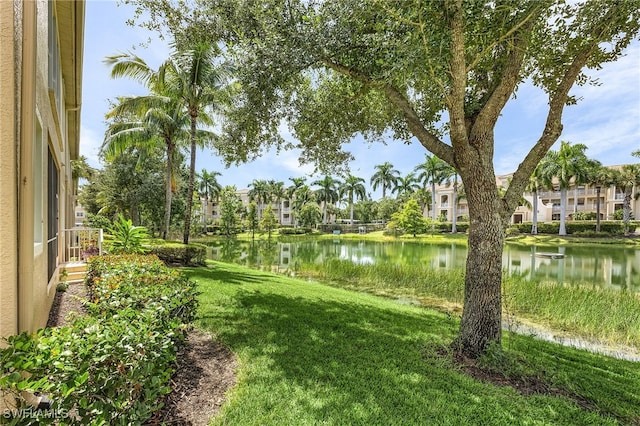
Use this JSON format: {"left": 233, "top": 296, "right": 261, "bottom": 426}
{"left": 454, "top": 175, "right": 504, "bottom": 358}
{"left": 163, "top": 141, "right": 174, "bottom": 240}
{"left": 183, "top": 115, "right": 197, "bottom": 245}
{"left": 431, "top": 182, "right": 437, "bottom": 220}
{"left": 531, "top": 188, "right": 538, "bottom": 235}
{"left": 559, "top": 188, "right": 567, "bottom": 235}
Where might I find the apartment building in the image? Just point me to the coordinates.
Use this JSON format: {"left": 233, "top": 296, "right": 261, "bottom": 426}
{"left": 0, "top": 0, "right": 85, "bottom": 338}
{"left": 201, "top": 188, "right": 295, "bottom": 227}
{"left": 434, "top": 169, "right": 639, "bottom": 224}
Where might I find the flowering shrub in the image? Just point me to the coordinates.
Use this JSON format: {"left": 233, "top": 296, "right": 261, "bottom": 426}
{"left": 0, "top": 255, "right": 198, "bottom": 425}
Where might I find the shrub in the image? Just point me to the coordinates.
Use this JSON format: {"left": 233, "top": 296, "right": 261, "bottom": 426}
{"left": 108, "top": 214, "right": 149, "bottom": 254}
{"left": 279, "top": 228, "right": 312, "bottom": 235}
{"left": 146, "top": 242, "right": 207, "bottom": 266}
{"left": 0, "top": 255, "right": 198, "bottom": 424}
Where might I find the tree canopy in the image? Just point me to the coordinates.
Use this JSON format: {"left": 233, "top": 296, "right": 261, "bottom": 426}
{"left": 124, "top": 0, "right": 640, "bottom": 357}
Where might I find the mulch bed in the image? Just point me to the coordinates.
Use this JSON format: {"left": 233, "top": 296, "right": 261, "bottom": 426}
{"left": 46, "top": 283, "right": 237, "bottom": 425}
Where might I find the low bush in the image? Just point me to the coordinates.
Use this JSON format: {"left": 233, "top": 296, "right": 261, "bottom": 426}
{"left": 0, "top": 255, "right": 198, "bottom": 425}
{"left": 279, "top": 227, "right": 312, "bottom": 235}
{"left": 146, "top": 242, "right": 207, "bottom": 266}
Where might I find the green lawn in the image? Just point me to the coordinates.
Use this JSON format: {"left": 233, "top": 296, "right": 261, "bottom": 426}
{"left": 184, "top": 261, "right": 640, "bottom": 425}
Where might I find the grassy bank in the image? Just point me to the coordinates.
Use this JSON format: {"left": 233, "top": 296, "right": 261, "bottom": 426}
{"left": 185, "top": 262, "right": 640, "bottom": 425}
{"left": 294, "top": 259, "right": 640, "bottom": 348}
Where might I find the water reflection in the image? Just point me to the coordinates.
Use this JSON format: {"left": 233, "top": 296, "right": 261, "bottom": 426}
{"left": 205, "top": 239, "right": 640, "bottom": 292}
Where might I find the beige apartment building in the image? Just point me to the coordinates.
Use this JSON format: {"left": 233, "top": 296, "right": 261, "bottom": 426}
{"left": 0, "top": 0, "right": 85, "bottom": 338}
{"left": 435, "top": 170, "right": 640, "bottom": 225}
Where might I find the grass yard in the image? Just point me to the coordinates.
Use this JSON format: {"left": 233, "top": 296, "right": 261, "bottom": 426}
{"left": 183, "top": 261, "right": 640, "bottom": 425}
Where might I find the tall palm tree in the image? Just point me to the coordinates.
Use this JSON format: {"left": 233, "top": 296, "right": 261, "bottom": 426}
{"left": 526, "top": 165, "right": 544, "bottom": 235}
{"left": 101, "top": 70, "right": 191, "bottom": 240}
{"left": 339, "top": 174, "right": 367, "bottom": 223}
{"left": 414, "top": 154, "right": 451, "bottom": 220}
{"left": 287, "top": 176, "right": 307, "bottom": 228}
{"left": 610, "top": 155, "right": 640, "bottom": 236}
{"left": 392, "top": 173, "right": 420, "bottom": 200}
{"left": 312, "top": 175, "right": 341, "bottom": 224}
{"left": 589, "top": 164, "right": 615, "bottom": 232}
{"left": 248, "top": 179, "right": 270, "bottom": 219}
{"left": 539, "top": 141, "right": 592, "bottom": 236}
{"left": 198, "top": 169, "right": 222, "bottom": 223}
{"left": 269, "top": 180, "right": 286, "bottom": 225}
{"left": 370, "top": 162, "right": 400, "bottom": 199}
{"left": 291, "top": 185, "right": 315, "bottom": 227}
{"left": 161, "top": 41, "right": 228, "bottom": 244}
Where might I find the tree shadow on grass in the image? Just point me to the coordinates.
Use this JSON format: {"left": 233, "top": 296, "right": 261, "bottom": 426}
{"left": 191, "top": 266, "right": 634, "bottom": 425}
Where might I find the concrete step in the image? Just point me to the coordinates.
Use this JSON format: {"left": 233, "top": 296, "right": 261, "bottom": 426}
{"left": 59, "top": 262, "right": 87, "bottom": 285}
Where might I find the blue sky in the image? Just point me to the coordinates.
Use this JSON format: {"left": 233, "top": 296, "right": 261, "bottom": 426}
{"left": 80, "top": 1, "right": 640, "bottom": 198}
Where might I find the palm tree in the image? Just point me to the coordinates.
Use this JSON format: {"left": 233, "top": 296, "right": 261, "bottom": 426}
{"left": 526, "top": 165, "right": 544, "bottom": 235}
{"left": 160, "top": 41, "right": 228, "bottom": 244}
{"left": 198, "top": 169, "right": 222, "bottom": 224}
{"left": 312, "top": 175, "right": 341, "bottom": 224}
{"left": 610, "top": 155, "right": 640, "bottom": 236}
{"left": 248, "top": 179, "right": 270, "bottom": 219}
{"left": 101, "top": 55, "right": 192, "bottom": 240}
{"left": 291, "top": 185, "right": 315, "bottom": 227}
{"left": 268, "top": 180, "right": 286, "bottom": 225}
{"left": 589, "top": 164, "right": 615, "bottom": 232}
{"left": 414, "top": 154, "right": 451, "bottom": 220}
{"left": 339, "top": 174, "right": 367, "bottom": 223}
{"left": 392, "top": 173, "right": 420, "bottom": 200}
{"left": 539, "top": 141, "right": 593, "bottom": 236}
{"left": 370, "top": 162, "right": 400, "bottom": 199}
{"left": 287, "top": 177, "right": 307, "bottom": 228}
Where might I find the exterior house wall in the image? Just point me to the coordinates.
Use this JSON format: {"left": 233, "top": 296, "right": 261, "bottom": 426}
{"left": 0, "top": 0, "right": 84, "bottom": 339}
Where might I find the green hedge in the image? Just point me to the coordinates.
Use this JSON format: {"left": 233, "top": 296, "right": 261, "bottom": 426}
{"left": 0, "top": 255, "right": 199, "bottom": 425}
{"left": 145, "top": 242, "right": 207, "bottom": 266}
{"left": 279, "top": 227, "right": 313, "bottom": 235}
{"left": 511, "top": 221, "right": 634, "bottom": 235}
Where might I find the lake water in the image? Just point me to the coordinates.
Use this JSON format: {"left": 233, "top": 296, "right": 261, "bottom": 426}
{"left": 205, "top": 239, "right": 640, "bottom": 292}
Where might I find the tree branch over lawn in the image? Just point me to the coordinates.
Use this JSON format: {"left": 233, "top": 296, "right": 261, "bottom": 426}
{"left": 125, "top": 0, "right": 640, "bottom": 358}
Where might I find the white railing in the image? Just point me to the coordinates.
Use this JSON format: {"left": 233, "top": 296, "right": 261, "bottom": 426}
{"left": 63, "top": 227, "right": 103, "bottom": 262}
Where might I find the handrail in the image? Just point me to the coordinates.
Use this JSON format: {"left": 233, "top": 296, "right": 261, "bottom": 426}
{"left": 63, "top": 227, "right": 103, "bottom": 262}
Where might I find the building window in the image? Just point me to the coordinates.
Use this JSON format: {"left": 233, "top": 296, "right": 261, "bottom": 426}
{"left": 47, "top": 146, "right": 59, "bottom": 281}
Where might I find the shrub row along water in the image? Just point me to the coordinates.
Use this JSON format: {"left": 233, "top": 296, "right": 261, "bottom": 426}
{"left": 297, "top": 259, "right": 640, "bottom": 347}
{"left": 0, "top": 255, "right": 198, "bottom": 425}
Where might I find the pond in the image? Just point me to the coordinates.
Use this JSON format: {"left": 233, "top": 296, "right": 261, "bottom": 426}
{"left": 204, "top": 239, "right": 640, "bottom": 292}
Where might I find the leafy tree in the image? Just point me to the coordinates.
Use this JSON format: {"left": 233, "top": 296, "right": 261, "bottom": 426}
{"left": 131, "top": 0, "right": 640, "bottom": 357}
{"left": 370, "top": 162, "right": 400, "bottom": 199}
{"left": 415, "top": 154, "right": 451, "bottom": 220}
{"left": 219, "top": 186, "right": 242, "bottom": 236}
{"left": 339, "top": 174, "right": 367, "bottom": 223}
{"left": 260, "top": 205, "right": 279, "bottom": 239}
{"left": 377, "top": 197, "right": 402, "bottom": 222}
{"left": 298, "top": 202, "right": 322, "bottom": 228}
{"left": 312, "top": 175, "right": 341, "bottom": 224}
{"left": 245, "top": 201, "right": 259, "bottom": 240}
{"left": 354, "top": 199, "right": 377, "bottom": 223}
{"left": 389, "top": 199, "right": 428, "bottom": 237}
{"left": 291, "top": 184, "right": 315, "bottom": 228}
